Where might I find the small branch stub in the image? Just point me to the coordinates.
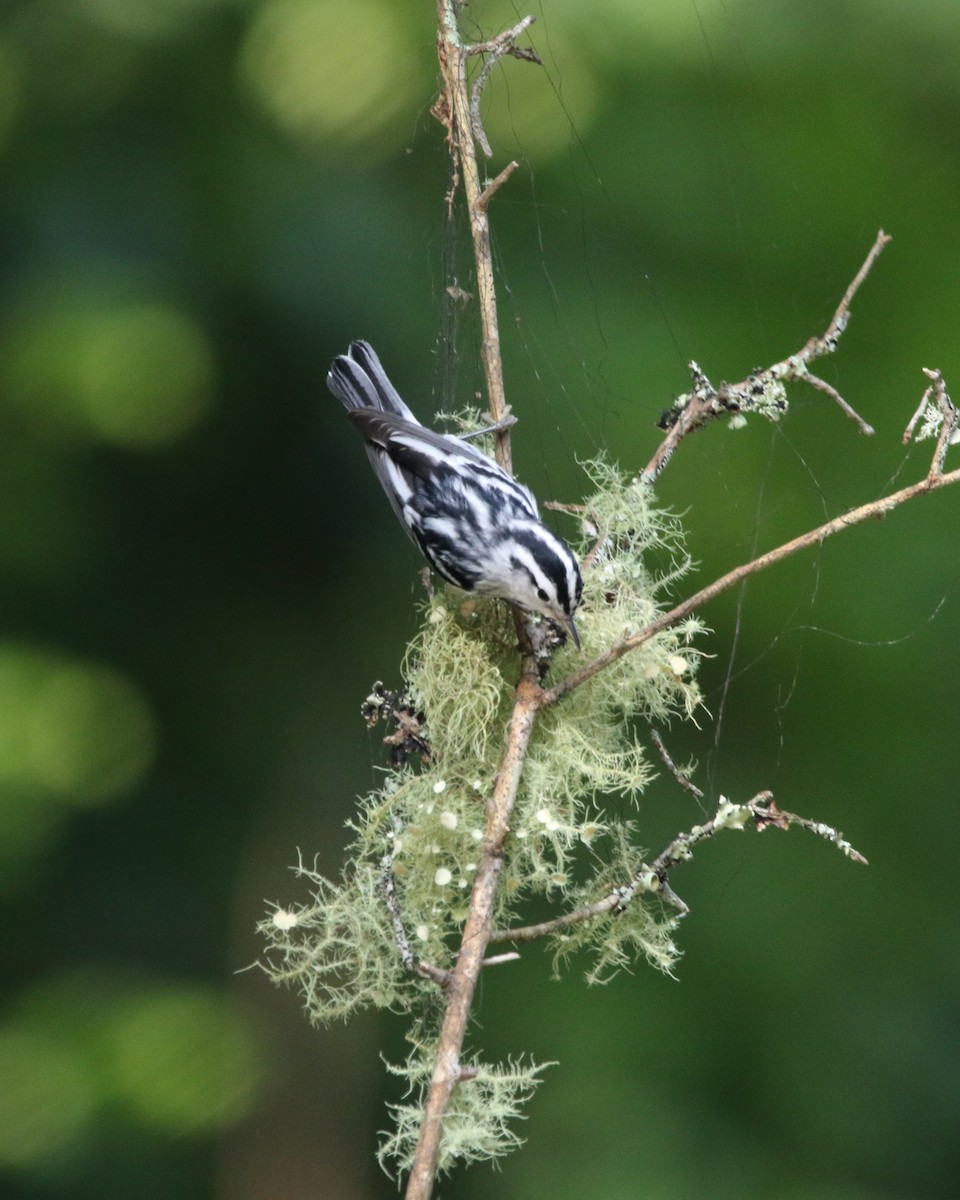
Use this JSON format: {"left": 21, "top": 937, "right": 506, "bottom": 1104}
{"left": 477, "top": 160, "right": 520, "bottom": 211}
{"left": 903, "top": 367, "right": 960, "bottom": 478}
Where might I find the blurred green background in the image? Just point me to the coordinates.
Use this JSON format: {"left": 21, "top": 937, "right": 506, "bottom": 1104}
{"left": 1, "top": 1, "right": 958, "bottom": 1197}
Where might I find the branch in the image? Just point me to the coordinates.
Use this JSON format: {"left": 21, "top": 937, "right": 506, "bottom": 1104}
{"left": 433, "top": 1, "right": 537, "bottom": 475}
{"left": 404, "top": 669, "right": 543, "bottom": 1200}
{"left": 466, "top": 17, "right": 539, "bottom": 159}
{"left": 401, "top": 350, "right": 957, "bottom": 1195}
{"left": 476, "top": 159, "right": 520, "bottom": 211}
{"left": 642, "top": 230, "right": 890, "bottom": 483}
{"left": 415, "top": 34, "right": 554, "bottom": 1196}
{"left": 491, "top": 793, "right": 867, "bottom": 946}
{"left": 545, "top": 444, "right": 960, "bottom": 706}
{"left": 902, "top": 367, "right": 960, "bottom": 477}
{"left": 650, "top": 728, "right": 704, "bottom": 799}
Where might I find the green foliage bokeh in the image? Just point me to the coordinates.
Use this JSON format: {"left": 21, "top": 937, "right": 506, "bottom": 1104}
{"left": 1, "top": 1, "right": 959, "bottom": 1198}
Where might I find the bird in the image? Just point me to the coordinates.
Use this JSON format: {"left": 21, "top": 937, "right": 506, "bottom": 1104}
{"left": 326, "top": 340, "right": 582, "bottom": 647}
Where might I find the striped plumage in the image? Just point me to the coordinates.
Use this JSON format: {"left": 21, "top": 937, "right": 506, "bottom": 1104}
{"left": 326, "top": 340, "right": 582, "bottom": 646}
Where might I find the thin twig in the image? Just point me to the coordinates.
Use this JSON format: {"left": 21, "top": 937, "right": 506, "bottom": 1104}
{"left": 650, "top": 729, "right": 704, "bottom": 799}
{"left": 754, "top": 798, "right": 868, "bottom": 864}
{"left": 902, "top": 385, "right": 934, "bottom": 446}
{"left": 827, "top": 228, "right": 891, "bottom": 329}
{"left": 491, "top": 791, "right": 867, "bottom": 945}
{"left": 466, "top": 17, "right": 539, "bottom": 59}
{"left": 903, "top": 367, "right": 959, "bottom": 479}
{"left": 803, "top": 371, "right": 875, "bottom": 434}
{"left": 925, "top": 369, "right": 959, "bottom": 477}
{"left": 642, "top": 230, "right": 891, "bottom": 483}
{"left": 489, "top": 893, "right": 621, "bottom": 945}
{"left": 417, "top": 960, "right": 454, "bottom": 988}
{"left": 477, "top": 160, "right": 520, "bottom": 211}
{"left": 380, "top": 824, "right": 416, "bottom": 970}
{"left": 466, "top": 16, "right": 538, "bottom": 157}
{"left": 481, "top": 951, "right": 521, "bottom": 968}
{"left": 544, "top": 457, "right": 960, "bottom": 706}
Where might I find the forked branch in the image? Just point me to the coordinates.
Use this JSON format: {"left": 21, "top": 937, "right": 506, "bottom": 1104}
{"left": 491, "top": 793, "right": 867, "bottom": 946}
{"left": 903, "top": 367, "right": 960, "bottom": 476}
{"left": 642, "top": 231, "right": 891, "bottom": 483}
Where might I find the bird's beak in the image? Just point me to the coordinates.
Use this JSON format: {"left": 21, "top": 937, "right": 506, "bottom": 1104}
{"left": 566, "top": 614, "right": 581, "bottom": 650}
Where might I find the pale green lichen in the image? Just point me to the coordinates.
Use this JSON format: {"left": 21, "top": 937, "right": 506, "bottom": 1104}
{"left": 403, "top": 599, "right": 512, "bottom": 772}
{"left": 378, "top": 1045, "right": 552, "bottom": 1178}
{"left": 550, "top": 823, "right": 682, "bottom": 983}
{"left": 257, "top": 858, "right": 405, "bottom": 1023}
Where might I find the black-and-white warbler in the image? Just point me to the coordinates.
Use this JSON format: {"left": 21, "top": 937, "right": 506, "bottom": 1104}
{"left": 327, "top": 340, "right": 583, "bottom": 646}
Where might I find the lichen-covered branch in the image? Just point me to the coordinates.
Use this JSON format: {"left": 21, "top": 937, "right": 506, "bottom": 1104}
{"left": 490, "top": 793, "right": 867, "bottom": 947}
{"left": 903, "top": 367, "right": 960, "bottom": 477}
{"left": 404, "top": 668, "right": 543, "bottom": 1200}
{"left": 642, "top": 230, "right": 891, "bottom": 483}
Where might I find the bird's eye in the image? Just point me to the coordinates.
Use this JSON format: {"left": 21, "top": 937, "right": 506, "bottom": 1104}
{"left": 536, "top": 587, "right": 549, "bottom": 602}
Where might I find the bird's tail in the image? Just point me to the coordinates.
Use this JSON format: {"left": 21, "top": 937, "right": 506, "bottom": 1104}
{"left": 326, "top": 341, "right": 417, "bottom": 421}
